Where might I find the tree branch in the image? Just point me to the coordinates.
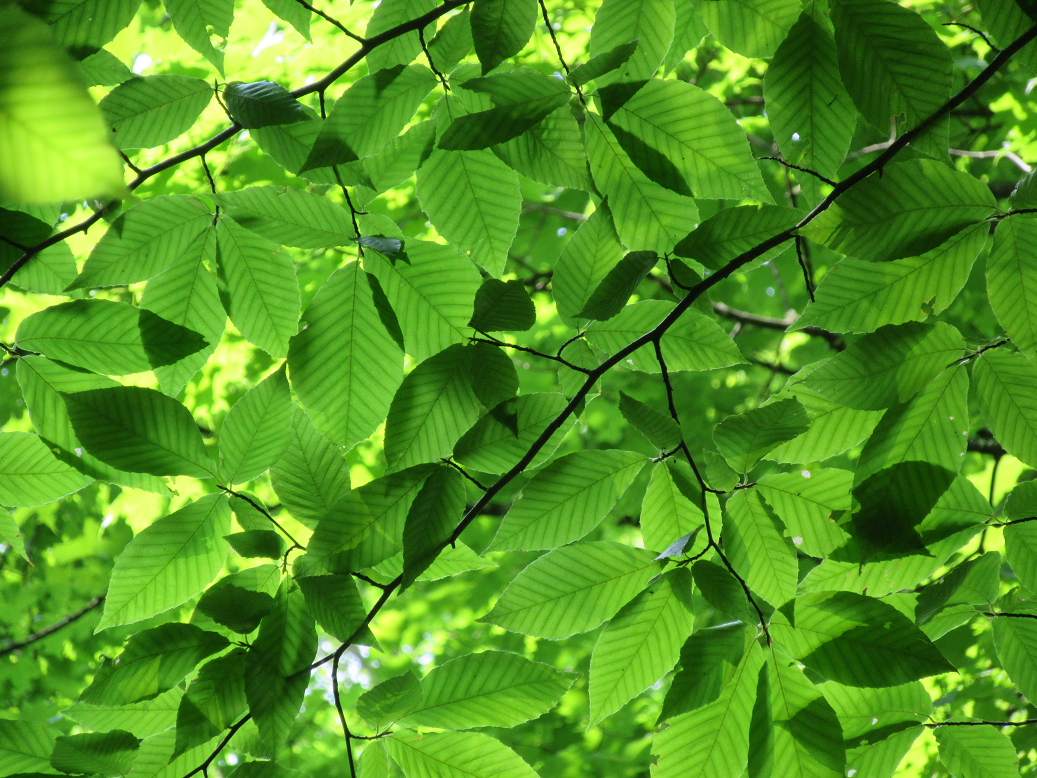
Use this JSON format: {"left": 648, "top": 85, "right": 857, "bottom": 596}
{"left": 0, "top": 595, "right": 105, "bottom": 657}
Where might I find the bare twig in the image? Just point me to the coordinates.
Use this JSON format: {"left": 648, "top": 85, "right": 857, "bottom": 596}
{"left": 942, "top": 22, "right": 999, "bottom": 53}
{"left": 538, "top": 0, "right": 584, "bottom": 105}
{"left": 758, "top": 156, "right": 837, "bottom": 187}
{"left": 217, "top": 485, "right": 305, "bottom": 551}
{"left": 292, "top": 0, "right": 364, "bottom": 42}
{"left": 0, "top": 596, "right": 105, "bottom": 657}
{"left": 442, "top": 458, "right": 488, "bottom": 491}
{"left": 950, "top": 147, "right": 1031, "bottom": 173}
{"left": 471, "top": 335, "right": 592, "bottom": 374}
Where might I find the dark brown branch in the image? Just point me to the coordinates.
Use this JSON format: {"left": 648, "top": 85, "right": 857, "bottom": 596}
{"left": 538, "top": 0, "right": 585, "bottom": 106}
{"left": 217, "top": 485, "right": 304, "bottom": 551}
{"left": 181, "top": 715, "right": 251, "bottom": 778}
{"left": 332, "top": 651, "right": 359, "bottom": 778}
{"left": 710, "top": 301, "right": 845, "bottom": 350}
{"left": 0, "top": 595, "right": 105, "bottom": 657}
{"left": 926, "top": 718, "right": 1037, "bottom": 728}
{"left": 942, "top": 22, "right": 999, "bottom": 52}
{"left": 442, "top": 459, "right": 488, "bottom": 491}
{"left": 470, "top": 335, "right": 592, "bottom": 373}
{"left": 758, "top": 156, "right": 836, "bottom": 187}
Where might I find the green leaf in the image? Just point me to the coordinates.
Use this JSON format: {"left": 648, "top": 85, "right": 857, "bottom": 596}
{"left": 1005, "top": 484, "right": 1037, "bottom": 593}
{"left": 974, "top": 348, "right": 1037, "bottom": 469}
{"left": 0, "top": 508, "right": 28, "bottom": 562}
{"left": 830, "top": 0, "right": 952, "bottom": 152}
{"left": 261, "top": 0, "right": 311, "bottom": 39}
{"left": 993, "top": 614, "right": 1037, "bottom": 704}
{"left": 480, "top": 540, "right": 661, "bottom": 638}
{"left": 795, "top": 223, "right": 986, "bottom": 334}
{"left": 416, "top": 145, "right": 520, "bottom": 278}
{"left": 764, "top": 10, "right": 855, "bottom": 204}
{"left": 364, "top": 0, "right": 438, "bottom": 73}
{"left": 585, "top": 112, "right": 699, "bottom": 255}
{"left": 662, "top": 1, "right": 708, "bottom": 73}
{"left": 296, "top": 574, "right": 376, "bottom": 645}
{"left": 369, "top": 540, "right": 494, "bottom": 585}
{"left": 308, "top": 465, "right": 434, "bottom": 573}
{"left": 589, "top": 567, "right": 694, "bottom": 725}
{"left": 987, "top": 215, "right": 1037, "bottom": 357}
{"left": 401, "top": 465, "right": 466, "bottom": 589}
{"left": 174, "top": 650, "right": 247, "bottom": 757}
{"left": 692, "top": 558, "right": 756, "bottom": 625}
{"left": 386, "top": 730, "right": 538, "bottom": 778}
{"left": 756, "top": 468, "right": 853, "bottom": 557}
{"left": 698, "top": 0, "right": 801, "bottom": 58}
{"left": 64, "top": 386, "right": 215, "bottom": 478}
{"left": 224, "top": 81, "right": 304, "bottom": 129}
{"left": 568, "top": 40, "right": 638, "bottom": 87}
{"left": 608, "top": 79, "right": 771, "bottom": 202}
{"left": 51, "top": 731, "right": 139, "bottom": 777}
{"left": 773, "top": 591, "right": 956, "bottom": 687}
{"left": 71, "top": 195, "right": 213, "bottom": 289}
{"left": 0, "top": 720, "right": 56, "bottom": 777}
{"left": 244, "top": 581, "right": 317, "bottom": 751}
{"left": 25, "top": 0, "right": 142, "bottom": 52}
{"left": 357, "top": 673, "right": 424, "bottom": 729}
{"left": 140, "top": 227, "right": 225, "bottom": 397}
{"left": 441, "top": 73, "right": 571, "bottom": 150}
{"left": 195, "top": 569, "right": 277, "bottom": 634}
{"left": 488, "top": 449, "right": 648, "bottom": 551}
{"left": 219, "top": 365, "right": 292, "bottom": 484}
{"left": 163, "top": 0, "right": 233, "bottom": 75}
{"left": 714, "top": 398, "right": 809, "bottom": 473}
{"left": 100, "top": 75, "right": 212, "bottom": 149}
{"left": 0, "top": 431, "right": 92, "bottom": 507}
{"left": 366, "top": 239, "right": 483, "bottom": 361}
{"left": 674, "top": 205, "right": 801, "bottom": 271}
{"left": 81, "top": 623, "right": 228, "bottom": 705}
{"left": 801, "top": 322, "right": 964, "bottom": 410}
{"left": 64, "top": 687, "right": 184, "bottom": 740}
{"left": 79, "top": 48, "right": 135, "bottom": 87}
{"left": 428, "top": 9, "right": 473, "bottom": 73}
{"left": 98, "top": 494, "right": 231, "bottom": 630}
{"left": 801, "top": 160, "right": 996, "bottom": 261}
{"left": 125, "top": 728, "right": 220, "bottom": 778}
{"left": 586, "top": 299, "right": 745, "bottom": 373}
{"left": 641, "top": 460, "right": 715, "bottom": 554}
{"left": 226, "top": 530, "right": 285, "bottom": 559}
{"left": 212, "top": 186, "right": 357, "bottom": 248}
{"left": 470, "top": 0, "right": 537, "bottom": 74}
{"left": 619, "top": 391, "right": 681, "bottom": 451}
{"left": 766, "top": 653, "right": 846, "bottom": 778}
{"left": 215, "top": 216, "right": 301, "bottom": 358}
{"left": 819, "top": 681, "right": 932, "bottom": 739}
{"left": 659, "top": 622, "right": 749, "bottom": 722}
{"left": 0, "top": 6, "right": 124, "bottom": 203}
{"left": 589, "top": 0, "right": 674, "bottom": 86}
{"left": 252, "top": 116, "right": 371, "bottom": 187}
{"left": 288, "top": 261, "right": 402, "bottom": 450}
{"left": 16, "top": 357, "right": 169, "bottom": 493}
{"left": 553, "top": 204, "right": 624, "bottom": 326}
{"left": 491, "top": 103, "right": 591, "bottom": 190}
{"left": 16, "top": 299, "right": 207, "bottom": 376}
{"left": 935, "top": 724, "right": 1020, "bottom": 778}
{"left": 302, "top": 65, "right": 437, "bottom": 169}
{"left": 578, "top": 251, "right": 657, "bottom": 320}
{"left": 453, "top": 392, "right": 575, "bottom": 474}
{"left": 723, "top": 487, "right": 798, "bottom": 608}
{"left": 469, "top": 279, "right": 536, "bottom": 332}
{"left": 855, "top": 363, "right": 969, "bottom": 484}
{"left": 403, "top": 650, "right": 575, "bottom": 729}
{"left": 0, "top": 208, "right": 77, "bottom": 294}
{"left": 384, "top": 345, "right": 481, "bottom": 473}
{"left": 270, "top": 406, "right": 351, "bottom": 530}
{"left": 652, "top": 642, "right": 765, "bottom": 778}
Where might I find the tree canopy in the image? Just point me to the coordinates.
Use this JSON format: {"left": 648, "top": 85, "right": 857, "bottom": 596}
{"left": 4, "top": 0, "right": 1037, "bottom": 777}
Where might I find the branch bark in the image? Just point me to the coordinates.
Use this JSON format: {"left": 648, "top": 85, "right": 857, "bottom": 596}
{"left": 0, "top": 595, "right": 105, "bottom": 657}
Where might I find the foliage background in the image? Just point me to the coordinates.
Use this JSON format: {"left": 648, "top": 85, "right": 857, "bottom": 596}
{"left": 4, "top": 0, "right": 1037, "bottom": 777}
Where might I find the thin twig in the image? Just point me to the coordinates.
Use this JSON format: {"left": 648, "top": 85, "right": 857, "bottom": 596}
{"left": 292, "top": 0, "right": 365, "bottom": 42}
{"left": 200, "top": 154, "right": 217, "bottom": 194}
{"left": 217, "top": 485, "right": 305, "bottom": 551}
{"left": 442, "top": 459, "right": 488, "bottom": 491}
{"left": 471, "top": 335, "right": 592, "bottom": 373}
{"left": 942, "top": 22, "right": 999, "bottom": 52}
{"left": 332, "top": 651, "right": 359, "bottom": 778}
{"left": 352, "top": 572, "right": 389, "bottom": 589}
{"left": 950, "top": 147, "right": 1031, "bottom": 173}
{"left": 795, "top": 236, "right": 814, "bottom": 302}
{"left": 0, "top": 596, "right": 105, "bottom": 657}
{"left": 418, "top": 25, "right": 450, "bottom": 90}
{"left": 950, "top": 338, "right": 1010, "bottom": 367}
{"left": 119, "top": 150, "right": 143, "bottom": 175}
{"left": 180, "top": 715, "right": 252, "bottom": 778}
{"left": 926, "top": 718, "right": 1037, "bottom": 728}
{"left": 538, "top": 0, "right": 584, "bottom": 105}
{"left": 710, "top": 301, "right": 845, "bottom": 350}
{"left": 758, "top": 156, "right": 837, "bottom": 187}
